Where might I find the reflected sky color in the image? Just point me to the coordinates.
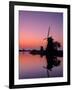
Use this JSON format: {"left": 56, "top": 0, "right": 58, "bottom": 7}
{"left": 19, "top": 11, "right": 63, "bottom": 49}
{"left": 19, "top": 53, "right": 63, "bottom": 79}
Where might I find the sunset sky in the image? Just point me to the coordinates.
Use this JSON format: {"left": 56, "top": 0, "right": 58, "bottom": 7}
{"left": 19, "top": 10, "right": 63, "bottom": 50}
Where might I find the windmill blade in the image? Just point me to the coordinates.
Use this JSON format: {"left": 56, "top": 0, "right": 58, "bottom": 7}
{"left": 47, "top": 26, "right": 50, "bottom": 37}
{"left": 43, "top": 38, "right": 47, "bottom": 40}
{"left": 43, "top": 26, "right": 50, "bottom": 40}
{"left": 47, "top": 69, "right": 50, "bottom": 77}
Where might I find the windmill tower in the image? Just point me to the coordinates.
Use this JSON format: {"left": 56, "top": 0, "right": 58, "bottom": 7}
{"left": 43, "top": 26, "right": 53, "bottom": 51}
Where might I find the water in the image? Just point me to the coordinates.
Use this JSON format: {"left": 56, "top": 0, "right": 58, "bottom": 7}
{"left": 19, "top": 52, "right": 63, "bottom": 79}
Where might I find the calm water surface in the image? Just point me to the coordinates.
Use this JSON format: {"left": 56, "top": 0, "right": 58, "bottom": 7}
{"left": 19, "top": 52, "right": 63, "bottom": 79}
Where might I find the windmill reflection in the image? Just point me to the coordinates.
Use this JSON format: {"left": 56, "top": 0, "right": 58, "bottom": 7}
{"left": 43, "top": 55, "right": 61, "bottom": 77}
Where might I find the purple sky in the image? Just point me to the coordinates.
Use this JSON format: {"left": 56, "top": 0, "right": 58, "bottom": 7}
{"left": 19, "top": 10, "right": 63, "bottom": 49}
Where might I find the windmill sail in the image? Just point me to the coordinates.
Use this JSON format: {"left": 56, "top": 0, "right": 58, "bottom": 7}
{"left": 43, "top": 26, "right": 50, "bottom": 40}
{"left": 47, "top": 26, "right": 50, "bottom": 38}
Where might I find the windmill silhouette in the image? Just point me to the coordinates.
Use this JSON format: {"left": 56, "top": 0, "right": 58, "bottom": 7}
{"left": 43, "top": 26, "right": 54, "bottom": 52}
{"left": 27, "top": 25, "right": 63, "bottom": 57}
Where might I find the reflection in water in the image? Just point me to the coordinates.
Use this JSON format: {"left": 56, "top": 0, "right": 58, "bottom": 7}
{"left": 19, "top": 52, "right": 63, "bottom": 79}
{"left": 43, "top": 55, "right": 61, "bottom": 77}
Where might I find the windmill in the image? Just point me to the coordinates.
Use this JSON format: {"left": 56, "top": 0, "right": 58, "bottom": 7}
{"left": 43, "top": 26, "right": 50, "bottom": 40}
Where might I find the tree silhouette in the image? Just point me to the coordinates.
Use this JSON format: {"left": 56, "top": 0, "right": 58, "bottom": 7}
{"left": 53, "top": 41, "right": 61, "bottom": 50}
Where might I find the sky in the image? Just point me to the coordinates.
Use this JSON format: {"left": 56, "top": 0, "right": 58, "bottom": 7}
{"left": 19, "top": 10, "right": 63, "bottom": 50}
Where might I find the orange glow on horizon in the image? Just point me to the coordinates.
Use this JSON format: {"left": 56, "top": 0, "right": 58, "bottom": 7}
{"left": 19, "top": 31, "right": 63, "bottom": 49}
{"left": 19, "top": 31, "right": 47, "bottom": 49}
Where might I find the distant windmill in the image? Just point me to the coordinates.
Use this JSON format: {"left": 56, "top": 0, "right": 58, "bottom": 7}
{"left": 43, "top": 26, "right": 50, "bottom": 40}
